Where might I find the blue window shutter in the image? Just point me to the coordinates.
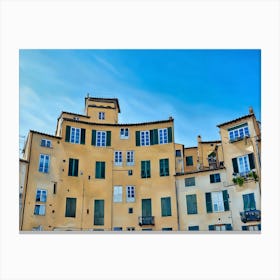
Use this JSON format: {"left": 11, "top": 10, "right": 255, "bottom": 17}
{"left": 91, "top": 130, "right": 96, "bottom": 146}
{"left": 208, "top": 225, "right": 215, "bottom": 231}
{"left": 232, "top": 157, "right": 239, "bottom": 173}
{"left": 135, "top": 131, "right": 140, "bottom": 146}
{"left": 106, "top": 131, "right": 111, "bottom": 146}
{"left": 225, "top": 224, "right": 232, "bottom": 231}
{"left": 205, "top": 192, "right": 212, "bottom": 213}
{"left": 168, "top": 127, "right": 172, "bottom": 143}
{"left": 223, "top": 190, "right": 229, "bottom": 211}
{"left": 80, "top": 128, "right": 86, "bottom": 144}
{"left": 65, "top": 126, "right": 71, "bottom": 142}
{"left": 248, "top": 153, "right": 255, "bottom": 169}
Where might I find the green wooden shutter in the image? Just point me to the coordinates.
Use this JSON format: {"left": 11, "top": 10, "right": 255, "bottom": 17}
{"left": 74, "top": 159, "right": 79, "bottom": 176}
{"left": 210, "top": 174, "right": 214, "bottom": 183}
{"left": 80, "top": 128, "right": 86, "bottom": 144}
{"left": 167, "top": 127, "right": 173, "bottom": 143}
{"left": 150, "top": 129, "right": 158, "bottom": 145}
{"left": 91, "top": 130, "right": 96, "bottom": 146}
{"left": 94, "top": 200, "right": 104, "bottom": 225}
{"left": 141, "top": 161, "right": 145, "bottom": 178}
{"left": 186, "top": 195, "right": 197, "bottom": 214}
{"left": 68, "top": 158, "right": 73, "bottom": 176}
{"left": 208, "top": 225, "right": 215, "bottom": 231}
{"left": 147, "top": 161, "right": 151, "bottom": 178}
{"left": 248, "top": 153, "right": 255, "bottom": 169}
{"left": 232, "top": 158, "right": 239, "bottom": 173}
{"left": 243, "top": 194, "right": 250, "bottom": 211}
{"left": 142, "top": 199, "right": 152, "bottom": 216}
{"left": 225, "top": 224, "right": 232, "bottom": 231}
{"left": 223, "top": 190, "right": 229, "bottom": 211}
{"left": 65, "top": 125, "right": 71, "bottom": 142}
{"left": 249, "top": 193, "right": 256, "bottom": 210}
{"left": 106, "top": 131, "right": 111, "bottom": 146}
{"left": 136, "top": 131, "right": 140, "bottom": 146}
{"left": 159, "top": 159, "right": 164, "bottom": 176}
{"left": 95, "top": 162, "right": 101, "bottom": 178}
{"left": 165, "top": 159, "right": 169, "bottom": 176}
{"left": 101, "top": 162, "right": 105, "bottom": 178}
{"left": 161, "top": 197, "right": 171, "bottom": 217}
{"left": 258, "top": 224, "right": 261, "bottom": 231}
{"left": 65, "top": 197, "right": 76, "bottom": 217}
{"left": 205, "top": 192, "right": 213, "bottom": 213}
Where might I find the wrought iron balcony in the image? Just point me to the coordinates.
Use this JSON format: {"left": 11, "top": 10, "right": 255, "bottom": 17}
{"left": 240, "top": 210, "right": 261, "bottom": 223}
{"left": 138, "top": 216, "right": 155, "bottom": 226}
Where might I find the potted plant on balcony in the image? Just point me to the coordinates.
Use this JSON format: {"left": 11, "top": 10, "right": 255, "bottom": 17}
{"left": 232, "top": 176, "right": 245, "bottom": 186}
{"left": 248, "top": 171, "right": 258, "bottom": 182}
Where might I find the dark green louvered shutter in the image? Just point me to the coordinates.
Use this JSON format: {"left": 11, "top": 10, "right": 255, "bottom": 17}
{"left": 101, "top": 162, "right": 105, "bottom": 178}
{"left": 96, "top": 162, "right": 105, "bottom": 179}
{"left": 94, "top": 200, "right": 104, "bottom": 225}
{"left": 80, "top": 128, "right": 86, "bottom": 144}
{"left": 168, "top": 127, "right": 173, "bottom": 143}
{"left": 223, "top": 190, "right": 229, "bottom": 211}
{"left": 258, "top": 224, "right": 261, "bottom": 231}
{"left": 161, "top": 197, "right": 171, "bottom": 217}
{"left": 106, "top": 131, "right": 111, "bottom": 146}
{"left": 159, "top": 159, "right": 164, "bottom": 176}
{"left": 165, "top": 159, "right": 169, "bottom": 176}
{"left": 74, "top": 159, "right": 79, "bottom": 176}
{"left": 208, "top": 225, "right": 215, "bottom": 231}
{"left": 142, "top": 199, "right": 152, "bottom": 216}
{"left": 210, "top": 174, "right": 214, "bottom": 183}
{"left": 150, "top": 129, "right": 158, "bottom": 145}
{"left": 65, "top": 125, "right": 71, "bottom": 142}
{"left": 248, "top": 153, "right": 255, "bottom": 169}
{"left": 186, "top": 194, "right": 197, "bottom": 214}
{"left": 135, "top": 131, "right": 140, "bottom": 146}
{"left": 68, "top": 158, "right": 73, "bottom": 176}
{"left": 242, "top": 226, "right": 248, "bottom": 231}
{"left": 65, "top": 197, "right": 76, "bottom": 217}
{"left": 232, "top": 158, "right": 239, "bottom": 173}
{"left": 91, "top": 130, "right": 96, "bottom": 146}
{"left": 249, "top": 193, "right": 256, "bottom": 210}
{"left": 225, "top": 224, "right": 232, "bottom": 231}
{"left": 205, "top": 192, "right": 213, "bottom": 213}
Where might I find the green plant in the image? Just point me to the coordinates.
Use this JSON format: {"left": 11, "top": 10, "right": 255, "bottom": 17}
{"left": 232, "top": 176, "right": 245, "bottom": 186}
{"left": 248, "top": 171, "right": 258, "bottom": 182}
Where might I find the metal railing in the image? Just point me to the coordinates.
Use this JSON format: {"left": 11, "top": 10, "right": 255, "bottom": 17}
{"left": 240, "top": 210, "right": 261, "bottom": 223}
{"left": 138, "top": 216, "right": 155, "bottom": 226}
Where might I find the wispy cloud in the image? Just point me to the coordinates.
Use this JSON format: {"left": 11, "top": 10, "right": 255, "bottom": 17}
{"left": 93, "top": 55, "right": 122, "bottom": 78}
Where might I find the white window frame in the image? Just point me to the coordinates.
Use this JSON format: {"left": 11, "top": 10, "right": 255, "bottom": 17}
{"left": 158, "top": 128, "right": 168, "bottom": 144}
{"left": 120, "top": 128, "right": 129, "bottom": 139}
{"left": 113, "top": 186, "right": 122, "bottom": 203}
{"left": 126, "top": 186, "right": 135, "bottom": 203}
{"left": 70, "top": 127, "right": 81, "bottom": 144}
{"left": 41, "top": 139, "right": 51, "bottom": 147}
{"left": 38, "top": 154, "right": 50, "bottom": 173}
{"left": 228, "top": 124, "right": 250, "bottom": 142}
{"left": 96, "top": 131, "right": 106, "bottom": 147}
{"left": 34, "top": 204, "right": 46, "bottom": 216}
{"left": 211, "top": 191, "right": 225, "bottom": 212}
{"left": 126, "top": 151, "right": 134, "bottom": 166}
{"left": 237, "top": 155, "right": 250, "bottom": 176}
{"left": 140, "top": 130, "right": 150, "bottom": 146}
{"left": 36, "top": 189, "right": 47, "bottom": 202}
{"left": 98, "top": 112, "right": 105, "bottom": 120}
{"left": 114, "top": 151, "right": 123, "bottom": 166}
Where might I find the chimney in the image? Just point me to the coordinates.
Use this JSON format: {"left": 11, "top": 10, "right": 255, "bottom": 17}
{"left": 197, "top": 135, "right": 202, "bottom": 143}
{"left": 249, "top": 107, "right": 254, "bottom": 114}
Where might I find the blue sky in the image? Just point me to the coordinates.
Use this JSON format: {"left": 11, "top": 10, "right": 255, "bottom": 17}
{"left": 19, "top": 49, "right": 261, "bottom": 152}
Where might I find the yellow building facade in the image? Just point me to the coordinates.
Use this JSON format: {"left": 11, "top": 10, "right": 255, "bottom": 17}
{"left": 20, "top": 98, "right": 261, "bottom": 232}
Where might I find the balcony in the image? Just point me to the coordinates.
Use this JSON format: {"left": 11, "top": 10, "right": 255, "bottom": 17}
{"left": 138, "top": 216, "right": 155, "bottom": 226}
{"left": 240, "top": 210, "right": 261, "bottom": 223}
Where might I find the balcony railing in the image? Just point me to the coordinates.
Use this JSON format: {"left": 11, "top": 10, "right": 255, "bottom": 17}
{"left": 138, "top": 216, "right": 155, "bottom": 226}
{"left": 240, "top": 210, "right": 261, "bottom": 223}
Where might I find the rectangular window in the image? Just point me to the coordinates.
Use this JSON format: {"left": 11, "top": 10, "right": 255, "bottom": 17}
{"left": 96, "top": 131, "right": 106, "bottom": 147}
{"left": 210, "top": 173, "right": 221, "bottom": 183}
{"left": 95, "top": 161, "right": 105, "bottom": 179}
{"left": 70, "top": 127, "right": 81, "bottom": 144}
{"left": 98, "top": 112, "right": 105, "bottom": 120}
{"left": 113, "top": 186, "right": 122, "bottom": 203}
{"left": 53, "top": 182, "right": 57, "bottom": 194}
{"left": 36, "top": 189, "right": 47, "bottom": 202}
{"left": 228, "top": 123, "right": 250, "bottom": 142}
{"left": 159, "top": 158, "right": 169, "bottom": 176}
{"left": 158, "top": 128, "right": 168, "bottom": 144}
{"left": 188, "top": 226, "right": 199, "bottom": 231}
{"left": 212, "top": 192, "right": 225, "bottom": 212}
{"left": 94, "top": 199, "right": 104, "bottom": 226}
{"left": 161, "top": 197, "right": 172, "bottom": 217}
{"left": 186, "top": 156, "right": 193, "bottom": 166}
{"left": 162, "top": 228, "right": 172, "bottom": 231}
{"left": 232, "top": 153, "right": 255, "bottom": 175}
{"left": 34, "top": 204, "right": 46, "bottom": 216}
{"left": 120, "top": 128, "right": 129, "bottom": 139}
{"left": 68, "top": 158, "right": 79, "bottom": 177}
{"left": 175, "top": 150, "right": 182, "bottom": 157}
{"left": 128, "top": 207, "right": 133, "bottom": 214}
{"left": 114, "top": 151, "right": 123, "bottom": 166}
{"left": 38, "top": 154, "right": 50, "bottom": 173}
{"left": 242, "top": 225, "right": 260, "bottom": 231}
{"left": 126, "top": 186, "right": 135, "bottom": 202}
{"left": 185, "top": 177, "right": 195, "bottom": 187}
{"left": 65, "top": 197, "right": 76, "bottom": 218}
{"left": 141, "top": 160, "right": 151, "bottom": 178}
{"left": 126, "top": 151, "right": 134, "bottom": 166}
{"left": 186, "top": 194, "right": 198, "bottom": 214}
{"left": 243, "top": 193, "right": 256, "bottom": 211}
{"left": 41, "top": 139, "right": 51, "bottom": 147}
{"left": 205, "top": 190, "right": 229, "bottom": 213}
{"left": 140, "top": 130, "right": 150, "bottom": 146}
